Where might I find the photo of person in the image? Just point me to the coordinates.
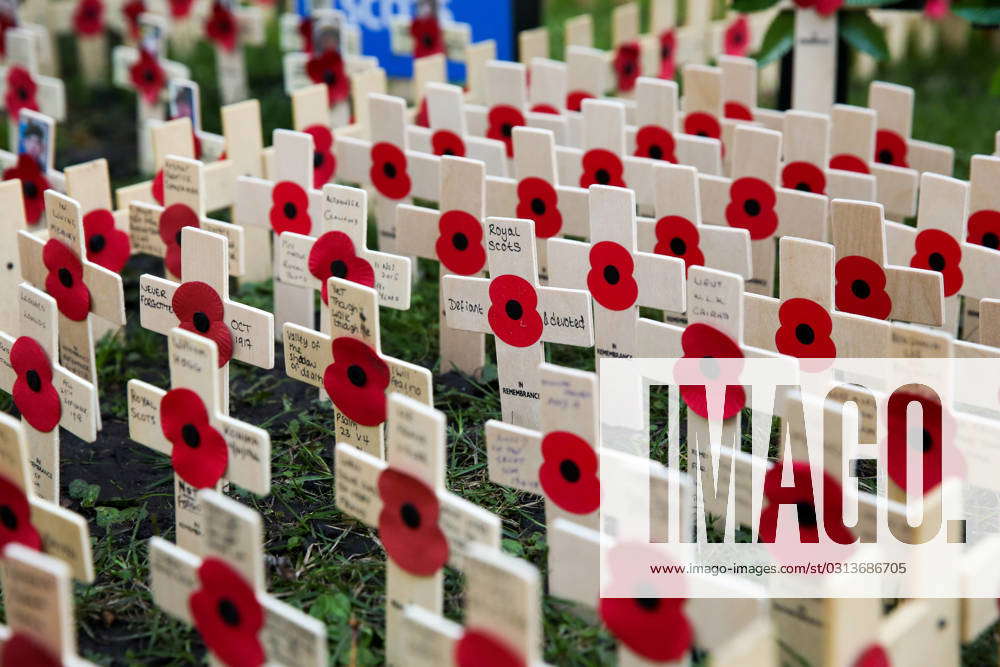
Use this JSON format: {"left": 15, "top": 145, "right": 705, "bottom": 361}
{"left": 168, "top": 79, "right": 200, "bottom": 131}
{"left": 416, "top": 0, "right": 439, "bottom": 18}
{"left": 312, "top": 11, "right": 342, "bottom": 56}
{"left": 139, "top": 16, "right": 164, "bottom": 55}
{"left": 18, "top": 115, "right": 49, "bottom": 172}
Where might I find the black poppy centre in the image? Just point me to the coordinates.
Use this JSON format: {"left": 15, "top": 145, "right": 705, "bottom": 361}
{"left": 530, "top": 198, "right": 546, "bottom": 215}
{"left": 603, "top": 264, "right": 620, "bottom": 285}
{"left": 22, "top": 181, "right": 37, "bottom": 199}
{"left": 795, "top": 323, "right": 815, "bottom": 345}
{"left": 559, "top": 459, "right": 581, "bottom": 483}
{"left": 927, "top": 252, "right": 946, "bottom": 272}
{"left": 143, "top": 69, "right": 155, "bottom": 84}
{"left": 0, "top": 504, "right": 18, "bottom": 531}
{"left": 595, "top": 169, "right": 611, "bottom": 185}
{"left": 383, "top": 162, "right": 397, "bottom": 179}
{"left": 795, "top": 182, "right": 811, "bottom": 192}
{"left": 635, "top": 598, "right": 660, "bottom": 612}
{"left": 400, "top": 501, "right": 421, "bottom": 529}
{"left": 501, "top": 123, "right": 514, "bottom": 138}
{"left": 670, "top": 237, "right": 686, "bottom": 255}
{"left": 660, "top": 44, "right": 672, "bottom": 60}
{"left": 17, "top": 86, "right": 28, "bottom": 101}
{"left": 283, "top": 201, "right": 298, "bottom": 219}
{"left": 851, "top": 279, "right": 871, "bottom": 300}
{"left": 25, "top": 370, "right": 42, "bottom": 393}
{"left": 921, "top": 428, "right": 934, "bottom": 453}
{"left": 329, "top": 259, "right": 347, "bottom": 279}
{"left": 323, "top": 70, "right": 337, "bottom": 86}
{"left": 217, "top": 598, "right": 241, "bottom": 627}
{"left": 983, "top": 233, "right": 999, "bottom": 250}
{"left": 181, "top": 423, "right": 200, "bottom": 448}
{"left": 58, "top": 268, "right": 73, "bottom": 288}
{"left": 878, "top": 149, "right": 894, "bottom": 165}
{"left": 347, "top": 364, "right": 367, "bottom": 388}
{"left": 192, "top": 311, "right": 212, "bottom": 333}
{"left": 422, "top": 34, "right": 435, "bottom": 49}
{"left": 743, "top": 198, "right": 761, "bottom": 217}
{"left": 88, "top": 234, "right": 106, "bottom": 253}
{"left": 505, "top": 299, "right": 523, "bottom": 320}
{"left": 314, "top": 151, "right": 325, "bottom": 168}
{"left": 796, "top": 501, "right": 817, "bottom": 528}
{"left": 647, "top": 144, "right": 664, "bottom": 160}
{"left": 451, "top": 232, "right": 469, "bottom": 251}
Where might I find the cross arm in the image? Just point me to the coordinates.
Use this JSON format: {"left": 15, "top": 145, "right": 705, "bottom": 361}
{"left": 545, "top": 238, "right": 588, "bottom": 289}
{"left": 0, "top": 332, "right": 15, "bottom": 394}
{"left": 332, "top": 136, "right": 371, "bottom": 186}
{"left": 554, "top": 186, "right": 591, "bottom": 238}
{"left": 538, "top": 286, "right": 594, "bottom": 347}
{"left": 148, "top": 536, "right": 200, "bottom": 624}
{"left": 884, "top": 266, "right": 944, "bottom": 325}
{"left": 871, "top": 163, "right": 919, "bottom": 220}
{"left": 52, "top": 364, "right": 98, "bottom": 442}
{"left": 954, "top": 243, "right": 1000, "bottom": 300}
{"left": 333, "top": 442, "right": 385, "bottom": 528}
{"left": 395, "top": 204, "right": 441, "bottom": 261}
{"left": 775, "top": 189, "right": 829, "bottom": 241}
{"left": 960, "top": 536, "right": 1000, "bottom": 642}
{"left": 259, "top": 595, "right": 328, "bottom": 667}
{"left": 387, "top": 359, "right": 433, "bottom": 406}
{"left": 441, "top": 275, "right": 492, "bottom": 335}
{"left": 484, "top": 419, "right": 542, "bottom": 494}
{"left": 548, "top": 518, "right": 599, "bottom": 606}
{"left": 400, "top": 604, "right": 463, "bottom": 667}
{"left": 126, "top": 380, "right": 170, "bottom": 454}
{"left": 635, "top": 318, "right": 683, "bottom": 357}
{"left": 438, "top": 493, "right": 501, "bottom": 570}
{"left": 282, "top": 323, "right": 332, "bottom": 388}
{"left": 636, "top": 250, "right": 686, "bottom": 312}
{"left": 30, "top": 496, "right": 95, "bottom": 583}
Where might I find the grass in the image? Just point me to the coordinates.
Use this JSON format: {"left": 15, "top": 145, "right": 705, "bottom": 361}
{"left": 1, "top": 1, "right": 998, "bottom": 665}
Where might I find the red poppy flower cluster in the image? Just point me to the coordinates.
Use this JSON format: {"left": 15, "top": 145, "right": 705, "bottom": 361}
{"left": 436, "top": 210, "right": 486, "bottom": 275}
{"left": 122, "top": 0, "right": 145, "bottom": 40}
{"left": 454, "top": 629, "right": 526, "bottom": 667}
{"left": 925, "top": 0, "right": 949, "bottom": 19}
{"left": 43, "top": 239, "right": 91, "bottom": 321}
{"left": 565, "top": 90, "right": 594, "bottom": 113}
{"left": 538, "top": 431, "right": 599, "bottom": 514}
{"left": 724, "top": 15, "right": 750, "bottom": 57}
{"left": 724, "top": 101, "right": 754, "bottom": 121}
{"left": 10, "top": 336, "right": 61, "bottom": 433}
{"left": 634, "top": 125, "right": 677, "bottom": 163}
{"left": 782, "top": 161, "right": 827, "bottom": 195}
{"left": 874, "top": 129, "right": 909, "bottom": 168}
{"left": 306, "top": 49, "right": 350, "bottom": 107}
{"left": 204, "top": 1, "right": 238, "bottom": 51}
{"left": 658, "top": 29, "right": 676, "bottom": 80}
{"left": 173, "top": 281, "right": 234, "bottom": 367}
{"left": 431, "top": 129, "right": 466, "bottom": 157}
{"left": 4, "top": 153, "right": 49, "bottom": 224}
{"left": 724, "top": 177, "right": 779, "bottom": 240}
{"left": 586, "top": 241, "right": 638, "bottom": 311}
{"left": 834, "top": 255, "right": 892, "bottom": 319}
{"left": 682, "top": 111, "right": 721, "bottom": 141}
{"left": 885, "top": 390, "right": 959, "bottom": 495}
{"left": 324, "top": 337, "right": 391, "bottom": 426}
{"left": 0, "top": 473, "right": 41, "bottom": 551}
{"left": 775, "top": 298, "right": 837, "bottom": 368}
{"left": 189, "top": 557, "right": 265, "bottom": 667}
{"left": 73, "top": 0, "right": 105, "bottom": 36}
{"left": 967, "top": 210, "right": 1000, "bottom": 250}
{"left": 83, "top": 209, "right": 131, "bottom": 273}
{"left": 515, "top": 177, "right": 562, "bottom": 238}
{"left": 758, "top": 461, "right": 854, "bottom": 544}
{"left": 909, "top": 228, "right": 963, "bottom": 297}
{"left": 369, "top": 142, "right": 412, "bottom": 200}
{"left": 829, "top": 153, "right": 870, "bottom": 174}
{"left": 580, "top": 149, "right": 626, "bottom": 189}
{"left": 158, "top": 202, "right": 200, "bottom": 277}
{"left": 486, "top": 105, "right": 525, "bottom": 157}
{"left": 377, "top": 468, "right": 449, "bottom": 575}
{"left": 653, "top": 215, "right": 704, "bottom": 273}
{"left": 677, "top": 323, "right": 745, "bottom": 419}
{"left": 793, "top": 0, "right": 844, "bottom": 15}
{"left": 613, "top": 42, "right": 641, "bottom": 93}
{"left": 410, "top": 15, "right": 445, "bottom": 58}
{"left": 168, "top": 0, "right": 194, "bottom": 18}
{"left": 303, "top": 124, "right": 336, "bottom": 187}
{"left": 854, "top": 644, "right": 891, "bottom": 667}
{"left": 307, "top": 231, "right": 374, "bottom": 304}
{"left": 4, "top": 66, "right": 38, "bottom": 121}
{"left": 129, "top": 47, "right": 166, "bottom": 105}
{"left": 160, "top": 387, "right": 228, "bottom": 488}
{"left": 488, "top": 275, "right": 544, "bottom": 347}
{"left": 268, "top": 181, "right": 313, "bottom": 235}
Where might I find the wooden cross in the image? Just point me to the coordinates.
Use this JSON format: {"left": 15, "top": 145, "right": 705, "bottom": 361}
{"left": 335, "top": 394, "right": 501, "bottom": 666}
{"left": 0, "top": 108, "right": 66, "bottom": 229}
{"left": 409, "top": 52, "right": 445, "bottom": 124}
{"left": 564, "top": 12, "right": 593, "bottom": 49}
{"left": 46, "top": 0, "right": 108, "bottom": 84}
{"left": 396, "top": 155, "right": 487, "bottom": 376}
{"left": 0, "top": 28, "right": 65, "bottom": 141}
{"left": 565, "top": 45, "right": 608, "bottom": 118}
{"left": 283, "top": 276, "right": 431, "bottom": 457}
{"left": 637, "top": 0, "right": 678, "bottom": 81}
{"left": 962, "top": 154, "right": 1000, "bottom": 342}
{"left": 525, "top": 55, "right": 565, "bottom": 118}
{"left": 127, "top": 327, "right": 271, "bottom": 553}
{"left": 164, "top": 77, "right": 227, "bottom": 161}
{"left": 0, "top": 180, "right": 28, "bottom": 334}
{"left": 698, "top": 123, "right": 829, "bottom": 296}
{"left": 149, "top": 489, "right": 328, "bottom": 666}
{"left": 202, "top": 0, "right": 264, "bottom": 105}
{"left": 0, "top": 283, "right": 98, "bottom": 502}
{"left": 462, "top": 40, "right": 496, "bottom": 107}
{"left": 610, "top": 1, "right": 641, "bottom": 97}
{"left": 679, "top": 64, "right": 725, "bottom": 149}
{"left": 783, "top": 109, "right": 877, "bottom": 202}
{"left": 399, "top": 542, "right": 541, "bottom": 667}
{"left": 472, "top": 58, "right": 569, "bottom": 151}
{"left": 64, "top": 157, "right": 131, "bottom": 276}
{"left": 548, "top": 184, "right": 686, "bottom": 363}
{"left": 869, "top": 80, "right": 954, "bottom": 177}
{"left": 789, "top": 2, "right": 839, "bottom": 113}
{"left": 442, "top": 216, "right": 594, "bottom": 429}
{"left": 388, "top": 0, "right": 471, "bottom": 64}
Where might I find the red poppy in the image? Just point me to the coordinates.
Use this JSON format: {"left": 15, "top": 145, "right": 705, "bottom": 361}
{"left": 538, "top": 431, "right": 599, "bottom": 514}
{"left": 758, "top": 461, "right": 854, "bottom": 544}
{"left": 925, "top": 0, "right": 949, "bottom": 19}
{"left": 414, "top": 98, "right": 429, "bottom": 128}
{"left": 42, "top": 239, "right": 91, "bottom": 322}
{"left": 10, "top": 337, "right": 61, "bottom": 433}
{"left": 83, "top": 209, "right": 130, "bottom": 273}
{"left": 204, "top": 1, "right": 237, "bottom": 52}
{"left": 189, "top": 557, "right": 265, "bottom": 667}
{"left": 775, "top": 298, "right": 837, "bottom": 365}
{"left": 324, "top": 337, "right": 391, "bottom": 426}
{"left": 268, "top": 181, "right": 312, "bottom": 235}
{"left": 129, "top": 47, "right": 166, "bottom": 105}
{"left": 297, "top": 16, "right": 313, "bottom": 53}
{"left": 369, "top": 142, "right": 412, "bottom": 201}
{"left": 909, "top": 228, "right": 963, "bottom": 297}
{"left": 2, "top": 633, "right": 62, "bottom": 667}
{"left": 793, "top": 0, "right": 844, "bottom": 16}
{"left": 829, "top": 153, "right": 870, "bottom": 174}
{"left": 435, "top": 210, "right": 486, "bottom": 275}
{"left": 377, "top": 467, "right": 449, "bottom": 575}
{"left": 487, "top": 274, "right": 544, "bottom": 347}
{"left": 0, "top": 475, "right": 41, "bottom": 551}
{"left": 565, "top": 90, "right": 594, "bottom": 113}
{"left": 172, "top": 281, "right": 233, "bottom": 367}
{"left": 967, "top": 210, "right": 1000, "bottom": 251}
{"left": 854, "top": 644, "right": 891, "bottom": 667}
{"left": 4, "top": 66, "right": 38, "bottom": 121}
{"left": 781, "top": 161, "right": 827, "bottom": 195}
{"left": 152, "top": 169, "right": 165, "bottom": 205}
{"left": 530, "top": 103, "right": 560, "bottom": 115}
{"left": 658, "top": 29, "right": 676, "bottom": 80}
{"left": 122, "top": 0, "right": 145, "bottom": 40}
{"left": 579, "top": 149, "right": 626, "bottom": 189}
{"left": 724, "top": 101, "right": 754, "bottom": 121}
{"left": 431, "top": 129, "right": 466, "bottom": 157}
{"left": 834, "top": 255, "right": 892, "bottom": 320}
{"left": 168, "top": 0, "right": 194, "bottom": 18}
{"left": 410, "top": 15, "right": 444, "bottom": 59}
{"left": 677, "top": 323, "right": 745, "bottom": 419}
{"left": 158, "top": 203, "right": 200, "bottom": 277}
{"left": 303, "top": 124, "right": 336, "bottom": 187}
{"left": 885, "top": 391, "right": 959, "bottom": 495}
{"left": 682, "top": 111, "right": 721, "bottom": 140}
{"left": 454, "top": 629, "right": 526, "bottom": 667}
{"left": 0, "top": 10, "right": 16, "bottom": 59}
{"left": 724, "top": 177, "right": 778, "bottom": 240}
{"left": 653, "top": 215, "right": 704, "bottom": 273}
{"left": 4, "top": 154, "right": 49, "bottom": 224}
{"left": 306, "top": 49, "right": 350, "bottom": 107}
{"left": 613, "top": 42, "right": 641, "bottom": 93}
{"left": 724, "top": 15, "right": 750, "bottom": 57}
{"left": 634, "top": 125, "right": 677, "bottom": 163}
{"left": 73, "top": 0, "right": 105, "bottom": 36}
{"left": 307, "top": 231, "right": 374, "bottom": 304}
{"left": 515, "top": 177, "right": 562, "bottom": 238}
{"left": 586, "top": 241, "right": 638, "bottom": 311}
{"left": 159, "top": 387, "right": 228, "bottom": 488}
{"left": 486, "top": 105, "right": 525, "bottom": 158}
{"left": 874, "top": 129, "right": 909, "bottom": 168}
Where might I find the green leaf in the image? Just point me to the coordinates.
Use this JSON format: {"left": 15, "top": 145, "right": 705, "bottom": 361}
{"left": 952, "top": 1, "right": 1000, "bottom": 25}
{"left": 310, "top": 592, "right": 352, "bottom": 624}
{"left": 754, "top": 10, "right": 795, "bottom": 67}
{"left": 731, "top": 0, "right": 781, "bottom": 12}
{"left": 68, "top": 479, "right": 100, "bottom": 507}
{"left": 502, "top": 537, "right": 525, "bottom": 556}
{"left": 839, "top": 11, "right": 889, "bottom": 61}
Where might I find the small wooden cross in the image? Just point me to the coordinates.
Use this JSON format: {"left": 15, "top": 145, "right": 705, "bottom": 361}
{"left": 462, "top": 40, "right": 496, "bottom": 107}
{"left": 564, "top": 12, "right": 593, "bottom": 49}
{"left": 869, "top": 80, "right": 954, "bottom": 177}
{"left": 525, "top": 55, "right": 565, "bottom": 117}
{"left": 789, "top": 2, "right": 839, "bottom": 113}
{"left": 610, "top": 2, "right": 641, "bottom": 97}
{"left": 202, "top": 0, "right": 264, "bottom": 105}
{"left": 472, "top": 58, "right": 569, "bottom": 151}
{"left": 961, "top": 154, "right": 1000, "bottom": 341}
{"left": 0, "top": 109, "right": 66, "bottom": 227}
{"left": 679, "top": 63, "right": 725, "bottom": 149}
{"left": 442, "top": 216, "right": 594, "bottom": 428}
{"left": 127, "top": 327, "right": 271, "bottom": 553}
{"left": 409, "top": 52, "right": 445, "bottom": 123}
{"left": 0, "top": 283, "right": 98, "bottom": 502}
{"left": 0, "top": 28, "right": 65, "bottom": 140}
{"left": 548, "top": 184, "right": 686, "bottom": 363}
{"left": 783, "top": 109, "right": 877, "bottom": 202}
{"left": 64, "top": 157, "right": 131, "bottom": 278}
{"left": 519, "top": 26, "right": 549, "bottom": 66}
{"left": 0, "top": 180, "right": 28, "bottom": 333}
{"left": 565, "top": 45, "right": 608, "bottom": 118}
{"left": 637, "top": 0, "right": 678, "bottom": 80}
{"left": 47, "top": 0, "right": 108, "bottom": 84}
{"left": 335, "top": 393, "right": 501, "bottom": 667}
{"left": 388, "top": 0, "right": 471, "bottom": 64}
{"left": 149, "top": 489, "right": 328, "bottom": 666}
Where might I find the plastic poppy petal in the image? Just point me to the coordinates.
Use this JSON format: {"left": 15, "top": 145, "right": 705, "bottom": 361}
{"left": 42, "top": 238, "right": 91, "bottom": 322}
{"left": 436, "top": 210, "right": 486, "bottom": 275}
{"left": 599, "top": 597, "right": 692, "bottom": 662}
{"left": 269, "top": 181, "right": 312, "bottom": 235}
{"left": 487, "top": 274, "right": 544, "bottom": 347}
{"left": 83, "top": 208, "right": 131, "bottom": 272}
{"left": 369, "top": 142, "right": 412, "bottom": 200}
{"left": 324, "top": 337, "right": 391, "bottom": 426}
{"left": 586, "top": 241, "right": 638, "bottom": 311}
{"left": 189, "top": 557, "right": 266, "bottom": 667}
{"left": 0, "top": 633, "right": 61, "bottom": 667}
{"left": 634, "top": 125, "right": 677, "bottom": 162}
{"left": 515, "top": 177, "right": 562, "bottom": 238}
{"left": 431, "top": 129, "right": 466, "bottom": 157}
{"left": 377, "top": 468, "right": 449, "bottom": 575}
{"left": 454, "top": 629, "right": 526, "bottom": 667}
{"left": 538, "top": 431, "right": 600, "bottom": 514}
{"left": 580, "top": 149, "right": 626, "bottom": 189}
